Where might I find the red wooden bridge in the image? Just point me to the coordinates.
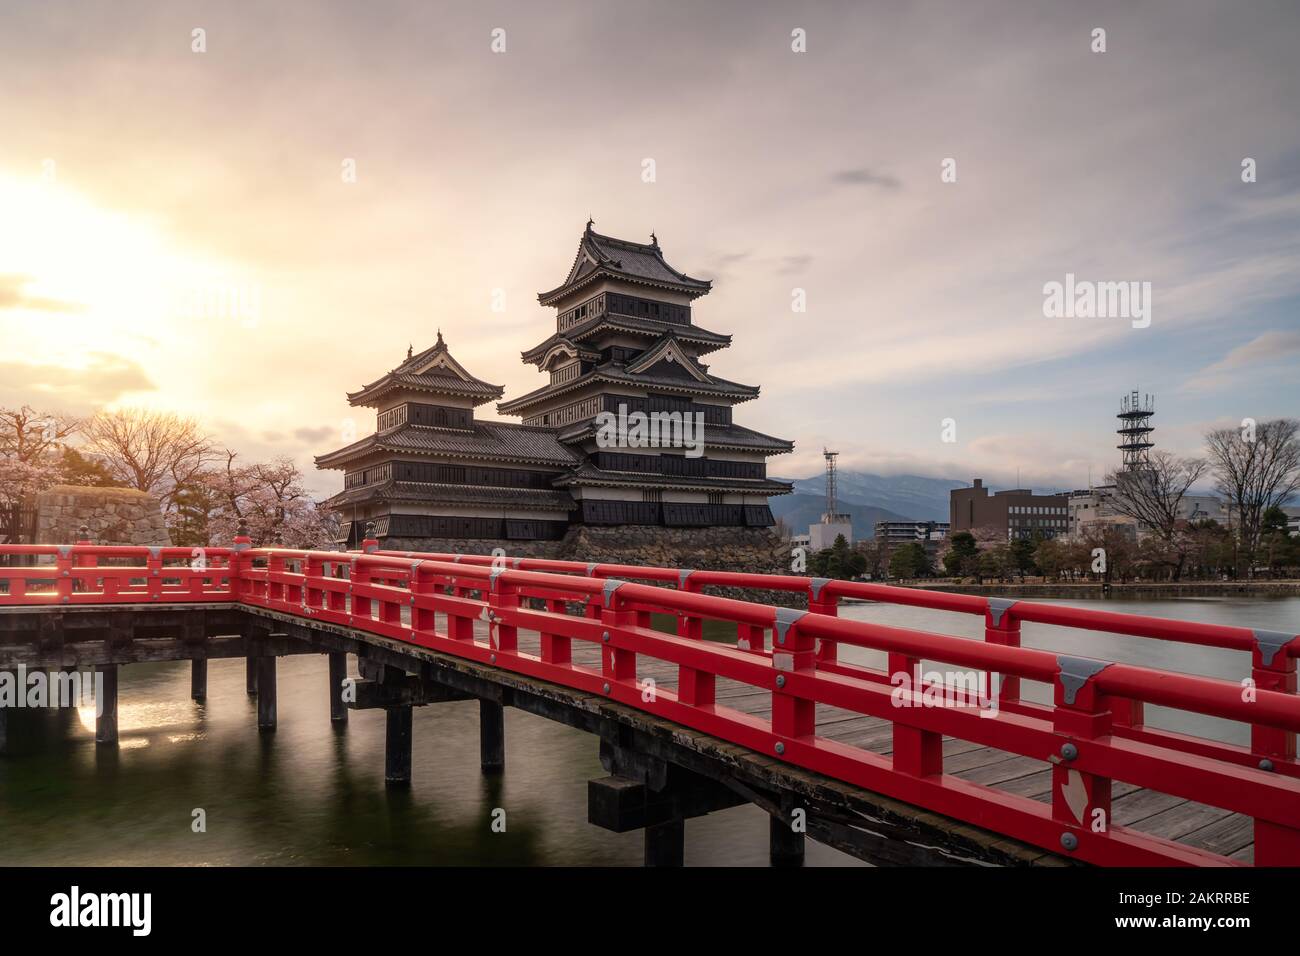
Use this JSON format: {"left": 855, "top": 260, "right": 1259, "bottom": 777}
{"left": 1, "top": 533, "right": 1297, "bottom": 867}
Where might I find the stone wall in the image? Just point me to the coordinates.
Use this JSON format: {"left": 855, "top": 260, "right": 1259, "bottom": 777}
{"left": 35, "top": 485, "right": 171, "bottom": 546}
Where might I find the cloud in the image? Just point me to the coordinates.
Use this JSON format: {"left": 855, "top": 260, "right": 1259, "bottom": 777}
{"left": 0, "top": 353, "right": 154, "bottom": 412}
{"left": 830, "top": 169, "right": 902, "bottom": 191}
{"left": 293, "top": 425, "right": 336, "bottom": 443}
{"left": 0, "top": 274, "right": 85, "bottom": 313}
{"left": 1183, "top": 329, "right": 1300, "bottom": 392}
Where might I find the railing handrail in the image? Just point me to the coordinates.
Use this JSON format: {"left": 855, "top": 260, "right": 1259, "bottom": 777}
{"left": 374, "top": 548, "right": 1295, "bottom": 659}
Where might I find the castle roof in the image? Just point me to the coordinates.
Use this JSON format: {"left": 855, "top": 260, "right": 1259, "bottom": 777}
{"left": 538, "top": 223, "right": 712, "bottom": 307}
{"left": 346, "top": 332, "right": 505, "bottom": 408}
{"left": 316, "top": 419, "right": 578, "bottom": 470}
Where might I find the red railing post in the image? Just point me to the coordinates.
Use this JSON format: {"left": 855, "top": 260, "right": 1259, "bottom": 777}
{"left": 584, "top": 563, "right": 603, "bottom": 621}
{"left": 599, "top": 582, "right": 637, "bottom": 693}
{"left": 268, "top": 551, "right": 286, "bottom": 605}
{"left": 675, "top": 571, "right": 703, "bottom": 640}
{"left": 55, "top": 545, "right": 74, "bottom": 604}
{"left": 351, "top": 557, "right": 372, "bottom": 624}
{"left": 229, "top": 522, "right": 251, "bottom": 601}
{"left": 145, "top": 546, "right": 163, "bottom": 602}
{"left": 488, "top": 568, "right": 518, "bottom": 656}
{"left": 984, "top": 598, "right": 1021, "bottom": 706}
{"left": 1250, "top": 629, "right": 1297, "bottom": 765}
{"left": 410, "top": 561, "right": 435, "bottom": 637}
{"left": 888, "top": 651, "right": 943, "bottom": 777}
{"left": 76, "top": 526, "right": 97, "bottom": 598}
{"left": 540, "top": 597, "right": 571, "bottom": 665}
{"left": 303, "top": 552, "right": 324, "bottom": 611}
{"left": 771, "top": 609, "right": 815, "bottom": 745}
{"left": 810, "top": 578, "right": 839, "bottom": 666}
{"left": 1051, "top": 657, "right": 1115, "bottom": 857}
{"left": 675, "top": 571, "right": 713, "bottom": 706}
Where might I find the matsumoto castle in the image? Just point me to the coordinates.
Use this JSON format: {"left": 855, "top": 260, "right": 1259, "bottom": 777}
{"left": 317, "top": 222, "right": 794, "bottom": 551}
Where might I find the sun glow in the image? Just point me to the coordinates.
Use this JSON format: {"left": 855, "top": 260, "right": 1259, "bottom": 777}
{"left": 0, "top": 169, "right": 258, "bottom": 413}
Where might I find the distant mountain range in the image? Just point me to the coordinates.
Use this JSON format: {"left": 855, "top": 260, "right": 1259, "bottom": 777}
{"left": 772, "top": 472, "right": 969, "bottom": 536}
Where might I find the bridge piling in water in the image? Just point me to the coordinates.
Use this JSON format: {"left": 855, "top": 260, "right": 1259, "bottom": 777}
{"left": 644, "top": 819, "right": 685, "bottom": 866}
{"left": 385, "top": 705, "right": 413, "bottom": 786}
{"left": 770, "top": 812, "right": 806, "bottom": 867}
{"left": 328, "top": 652, "right": 348, "bottom": 723}
{"left": 191, "top": 659, "right": 207, "bottom": 702}
{"left": 95, "top": 663, "right": 118, "bottom": 745}
{"left": 479, "top": 699, "right": 505, "bottom": 774}
{"left": 256, "top": 655, "right": 277, "bottom": 732}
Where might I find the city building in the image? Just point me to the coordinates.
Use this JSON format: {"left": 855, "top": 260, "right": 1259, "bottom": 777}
{"left": 1066, "top": 486, "right": 1136, "bottom": 539}
{"left": 949, "top": 479, "right": 1069, "bottom": 540}
{"left": 874, "top": 520, "right": 950, "bottom": 545}
{"left": 317, "top": 223, "right": 794, "bottom": 548}
{"left": 874, "top": 519, "right": 949, "bottom": 566}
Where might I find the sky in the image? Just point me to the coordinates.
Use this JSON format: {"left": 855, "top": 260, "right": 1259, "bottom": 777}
{"left": 1, "top": 0, "right": 1297, "bottom": 498}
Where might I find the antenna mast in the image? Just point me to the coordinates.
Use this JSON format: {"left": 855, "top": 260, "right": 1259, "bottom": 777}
{"left": 822, "top": 448, "right": 839, "bottom": 523}
{"left": 1117, "top": 389, "right": 1156, "bottom": 471}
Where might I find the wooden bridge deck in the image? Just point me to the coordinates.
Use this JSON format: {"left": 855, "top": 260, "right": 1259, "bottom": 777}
{"left": 542, "top": 625, "right": 1257, "bottom": 864}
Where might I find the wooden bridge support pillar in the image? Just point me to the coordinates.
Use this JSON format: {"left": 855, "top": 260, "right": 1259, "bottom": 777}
{"left": 95, "top": 664, "right": 118, "bottom": 746}
{"left": 328, "top": 652, "right": 348, "bottom": 724}
{"left": 770, "top": 812, "right": 806, "bottom": 867}
{"left": 245, "top": 655, "right": 258, "bottom": 696}
{"left": 256, "top": 656, "right": 277, "bottom": 732}
{"left": 191, "top": 659, "right": 207, "bottom": 702}
{"left": 645, "top": 819, "right": 685, "bottom": 867}
{"left": 480, "top": 699, "right": 505, "bottom": 774}
{"left": 385, "top": 705, "right": 413, "bottom": 786}
{"left": 589, "top": 739, "right": 745, "bottom": 868}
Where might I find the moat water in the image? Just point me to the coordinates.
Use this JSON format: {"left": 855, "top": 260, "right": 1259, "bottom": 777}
{"left": 0, "top": 594, "right": 1294, "bottom": 866}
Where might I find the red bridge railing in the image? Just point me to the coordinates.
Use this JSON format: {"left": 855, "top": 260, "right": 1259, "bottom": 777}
{"left": 1, "top": 538, "right": 1297, "bottom": 867}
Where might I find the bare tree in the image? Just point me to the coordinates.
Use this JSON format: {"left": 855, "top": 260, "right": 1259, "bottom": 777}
{"left": 81, "top": 408, "right": 214, "bottom": 511}
{"left": 177, "top": 451, "right": 335, "bottom": 548}
{"left": 1205, "top": 418, "right": 1300, "bottom": 576}
{"left": 0, "top": 405, "right": 79, "bottom": 463}
{"left": 1104, "top": 451, "right": 1207, "bottom": 580}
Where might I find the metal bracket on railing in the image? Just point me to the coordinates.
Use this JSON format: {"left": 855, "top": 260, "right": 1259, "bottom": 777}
{"left": 678, "top": 569, "right": 693, "bottom": 588}
{"left": 587, "top": 562, "right": 598, "bottom": 577}
{"left": 987, "top": 597, "right": 1016, "bottom": 627}
{"left": 1056, "top": 655, "right": 1112, "bottom": 705}
{"left": 57, "top": 545, "right": 73, "bottom": 559}
{"left": 489, "top": 567, "right": 505, "bottom": 592}
{"left": 602, "top": 579, "right": 624, "bottom": 608}
{"left": 774, "top": 607, "right": 807, "bottom": 646}
{"left": 453, "top": 554, "right": 463, "bottom": 563}
{"left": 1253, "top": 629, "right": 1295, "bottom": 667}
{"left": 809, "top": 577, "right": 831, "bottom": 602}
